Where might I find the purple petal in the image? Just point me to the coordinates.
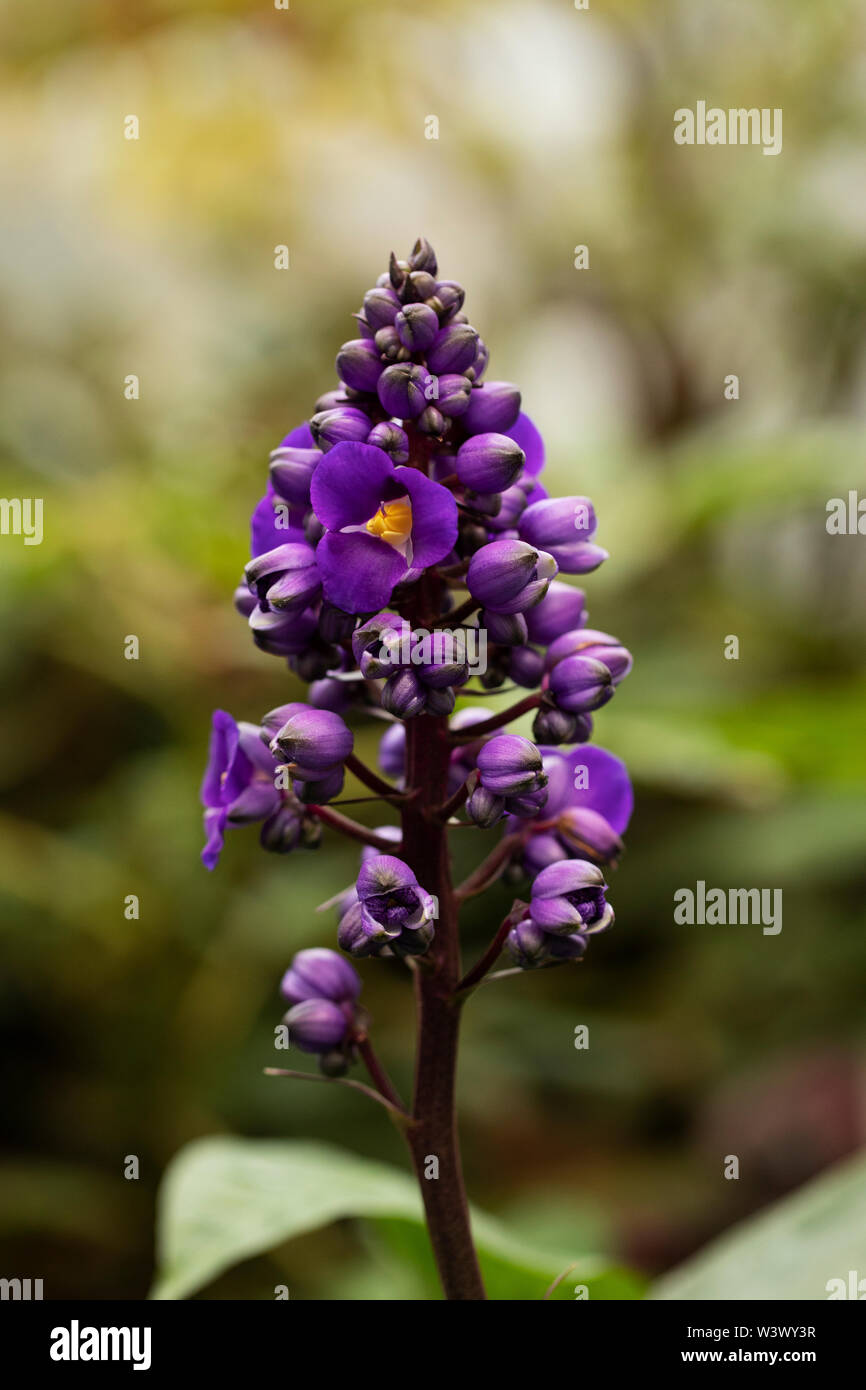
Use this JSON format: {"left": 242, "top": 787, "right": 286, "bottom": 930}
{"left": 563, "top": 745, "right": 633, "bottom": 834}
{"left": 250, "top": 485, "right": 307, "bottom": 559}
{"left": 201, "top": 709, "right": 238, "bottom": 809}
{"left": 201, "top": 806, "right": 228, "bottom": 870}
{"left": 316, "top": 530, "right": 407, "bottom": 613}
{"left": 394, "top": 467, "right": 459, "bottom": 568}
{"left": 310, "top": 441, "right": 396, "bottom": 531}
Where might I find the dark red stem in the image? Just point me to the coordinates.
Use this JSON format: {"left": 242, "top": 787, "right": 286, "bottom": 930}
{"left": 399, "top": 712, "right": 487, "bottom": 1300}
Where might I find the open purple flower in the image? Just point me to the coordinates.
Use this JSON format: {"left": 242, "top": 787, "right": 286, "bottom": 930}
{"left": 506, "top": 744, "right": 634, "bottom": 875}
{"left": 309, "top": 441, "right": 458, "bottom": 613}
{"left": 200, "top": 710, "right": 281, "bottom": 870}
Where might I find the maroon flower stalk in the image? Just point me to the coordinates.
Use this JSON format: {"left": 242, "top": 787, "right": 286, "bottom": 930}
{"left": 199, "top": 239, "right": 634, "bottom": 1301}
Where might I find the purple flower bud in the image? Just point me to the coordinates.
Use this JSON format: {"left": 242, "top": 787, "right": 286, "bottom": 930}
{"left": 310, "top": 406, "right": 371, "bottom": 452}
{"left": 314, "top": 388, "right": 353, "bottom": 413}
{"left": 308, "top": 677, "right": 352, "bottom": 713}
{"left": 477, "top": 734, "right": 546, "bottom": 798}
{"left": 436, "top": 374, "right": 473, "bottom": 418}
{"left": 377, "top": 363, "right": 427, "bottom": 418}
{"left": 249, "top": 605, "right": 319, "bottom": 657}
{"left": 424, "top": 686, "right": 456, "bottom": 716}
{"left": 409, "top": 236, "right": 438, "bottom": 275}
{"left": 519, "top": 497, "right": 608, "bottom": 574}
{"left": 418, "top": 405, "right": 447, "bottom": 437}
{"left": 529, "top": 859, "right": 613, "bottom": 936}
{"left": 467, "top": 539, "right": 558, "bottom": 615}
{"left": 455, "top": 433, "right": 525, "bottom": 493}
{"left": 482, "top": 610, "right": 528, "bottom": 646}
{"left": 234, "top": 582, "right": 257, "bottom": 618}
{"left": 363, "top": 286, "right": 401, "bottom": 331}
{"left": 284, "top": 998, "right": 351, "bottom": 1053}
{"left": 336, "top": 339, "right": 384, "bottom": 393}
{"left": 545, "top": 628, "right": 633, "bottom": 685}
{"left": 556, "top": 807, "right": 624, "bottom": 866}
{"left": 532, "top": 707, "right": 592, "bottom": 745}
{"left": 318, "top": 602, "right": 356, "bottom": 645}
{"left": 395, "top": 303, "right": 439, "bottom": 351}
{"left": 267, "top": 706, "right": 354, "bottom": 778}
{"left": 381, "top": 668, "right": 427, "bottom": 719}
{"left": 378, "top": 723, "right": 406, "bottom": 783}
{"left": 390, "top": 919, "right": 436, "bottom": 957}
{"left": 367, "top": 421, "right": 409, "bottom": 464}
{"left": 356, "top": 855, "right": 437, "bottom": 942}
{"left": 547, "top": 654, "right": 614, "bottom": 714}
{"left": 525, "top": 581, "right": 587, "bottom": 645}
{"left": 506, "top": 916, "right": 550, "bottom": 968}
{"left": 415, "top": 631, "right": 469, "bottom": 688}
{"left": 509, "top": 644, "right": 546, "bottom": 688}
{"left": 506, "top": 910, "right": 589, "bottom": 970}
{"left": 462, "top": 381, "right": 521, "bottom": 434}
{"left": 427, "top": 323, "right": 480, "bottom": 375}
{"left": 337, "top": 901, "right": 373, "bottom": 957}
{"left": 280, "top": 947, "right": 361, "bottom": 1005}
{"left": 295, "top": 765, "right": 345, "bottom": 804}
{"left": 433, "top": 280, "right": 465, "bottom": 319}
{"left": 508, "top": 785, "right": 549, "bottom": 818}
{"left": 374, "top": 325, "right": 404, "bottom": 362}
{"left": 245, "top": 543, "right": 321, "bottom": 612}
{"left": 486, "top": 483, "right": 531, "bottom": 533}
{"left": 469, "top": 338, "right": 489, "bottom": 383}
{"left": 260, "top": 805, "right": 303, "bottom": 853}
{"left": 466, "top": 785, "right": 506, "bottom": 828}
{"left": 269, "top": 446, "right": 321, "bottom": 508}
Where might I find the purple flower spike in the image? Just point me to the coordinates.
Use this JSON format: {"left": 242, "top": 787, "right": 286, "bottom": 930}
{"left": 529, "top": 859, "right": 614, "bottom": 937}
{"left": 467, "top": 538, "right": 558, "bottom": 615}
{"left": 280, "top": 947, "right": 361, "bottom": 1006}
{"left": 455, "top": 433, "right": 525, "bottom": 494}
{"left": 284, "top": 998, "right": 352, "bottom": 1054}
{"left": 548, "top": 654, "right": 614, "bottom": 714}
{"left": 310, "top": 442, "right": 457, "bottom": 613}
{"left": 462, "top": 381, "right": 522, "bottom": 434}
{"left": 200, "top": 711, "right": 281, "bottom": 870}
{"left": 519, "top": 497, "right": 608, "bottom": 574}
{"left": 266, "top": 705, "right": 354, "bottom": 779}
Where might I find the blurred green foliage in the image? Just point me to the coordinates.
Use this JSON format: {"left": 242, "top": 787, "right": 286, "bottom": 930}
{"left": 1, "top": 0, "right": 865, "bottom": 1298}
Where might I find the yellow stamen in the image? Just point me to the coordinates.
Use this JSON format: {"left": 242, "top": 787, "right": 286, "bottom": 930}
{"left": 365, "top": 497, "right": 413, "bottom": 549}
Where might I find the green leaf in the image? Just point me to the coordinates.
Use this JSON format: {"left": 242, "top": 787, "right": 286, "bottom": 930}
{"left": 651, "top": 1149, "right": 866, "bottom": 1300}
{"left": 151, "top": 1136, "right": 641, "bottom": 1301}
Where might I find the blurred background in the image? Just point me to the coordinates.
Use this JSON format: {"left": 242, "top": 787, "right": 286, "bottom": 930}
{"left": 1, "top": 0, "right": 865, "bottom": 1299}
